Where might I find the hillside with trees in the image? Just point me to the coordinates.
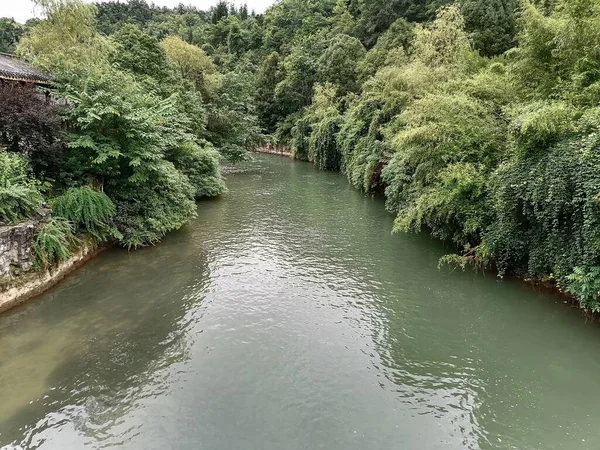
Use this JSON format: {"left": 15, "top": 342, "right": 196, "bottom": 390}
{"left": 3, "top": 0, "right": 600, "bottom": 312}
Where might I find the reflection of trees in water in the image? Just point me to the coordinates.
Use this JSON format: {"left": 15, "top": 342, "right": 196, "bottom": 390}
{"left": 368, "top": 272, "right": 586, "bottom": 450}
{"left": 0, "top": 227, "right": 212, "bottom": 449}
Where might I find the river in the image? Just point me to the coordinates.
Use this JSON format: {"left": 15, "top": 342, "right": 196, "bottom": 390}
{"left": 1, "top": 154, "right": 599, "bottom": 450}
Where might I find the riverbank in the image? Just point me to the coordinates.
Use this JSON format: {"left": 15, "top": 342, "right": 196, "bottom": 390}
{"left": 0, "top": 242, "right": 106, "bottom": 314}
{"left": 255, "top": 146, "right": 292, "bottom": 157}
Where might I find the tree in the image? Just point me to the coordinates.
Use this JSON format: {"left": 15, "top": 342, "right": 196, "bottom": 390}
{"left": 332, "top": 0, "right": 356, "bottom": 34}
{"left": 240, "top": 3, "right": 249, "bottom": 20}
{"left": 255, "top": 52, "right": 285, "bottom": 133}
{"left": 111, "top": 24, "right": 169, "bottom": 82}
{"left": 0, "top": 83, "right": 64, "bottom": 179}
{"left": 0, "top": 18, "right": 23, "bottom": 53}
{"left": 411, "top": 5, "right": 475, "bottom": 70}
{"left": 212, "top": 1, "right": 229, "bottom": 24}
{"left": 17, "top": 0, "right": 226, "bottom": 248}
{"left": 17, "top": 0, "right": 111, "bottom": 75}
{"left": 95, "top": 0, "right": 154, "bottom": 34}
{"left": 357, "top": 18, "right": 413, "bottom": 81}
{"left": 461, "top": 0, "right": 518, "bottom": 56}
{"left": 205, "top": 69, "right": 261, "bottom": 161}
{"left": 317, "top": 34, "right": 366, "bottom": 95}
{"left": 162, "top": 35, "right": 218, "bottom": 96}
{"left": 273, "top": 35, "right": 326, "bottom": 124}
{"left": 354, "top": 0, "right": 451, "bottom": 47}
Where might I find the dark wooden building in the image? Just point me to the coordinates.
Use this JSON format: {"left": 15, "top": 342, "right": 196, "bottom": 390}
{"left": 0, "top": 52, "right": 50, "bottom": 85}
{"left": 0, "top": 53, "right": 52, "bottom": 105}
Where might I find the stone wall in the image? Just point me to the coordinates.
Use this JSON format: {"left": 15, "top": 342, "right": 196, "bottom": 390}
{"left": 0, "top": 220, "right": 38, "bottom": 277}
{"left": 0, "top": 210, "right": 49, "bottom": 278}
{"left": 0, "top": 212, "right": 104, "bottom": 314}
{"left": 0, "top": 242, "right": 103, "bottom": 314}
{"left": 256, "top": 145, "right": 291, "bottom": 156}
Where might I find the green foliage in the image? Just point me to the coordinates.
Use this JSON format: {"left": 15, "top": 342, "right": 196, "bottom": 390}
{"left": 566, "top": 267, "right": 600, "bottom": 312}
{"left": 358, "top": 18, "right": 413, "bottom": 81}
{"left": 460, "top": 0, "right": 518, "bottom": 57}
{"left": 510, "top": 0, "right": 600, "bottom": 100}
{"left": 162, "top": 35, "right": 218, "bottom": 96}
{"left": 169, "top": 142, "right": 226, "bottom": 198}
{"left": 111, "top": 24, "right": 169, "bottom": 82}
{"left": 95, "top": 0, "right": 154, "bottom": 35}
{"left": 344, "top": 136, "right": 385, "bottom": 192}
{"left": 112, "top": 161, "right": 197, "bottom": 248}
{"left": 0, "top": 151, "right": 43, "bottom": 225}
{"left": 57, "top": 67, "right": 201, "bottom": 247}
{"left": 309, "top": 112, "right": 343, "bottom": 171}
{"left": 17, "top": 0, "right": 112, "bottom": 75}
{"left": 51, "top": 186, "right": 120, "bottom": 241}
{"left": 411, "top": 5, "right": 476, "bottom": 71}
{"left": 509, "top": 101, "right": 578, "bottom": 150}
{"left": 205, "top": 68, "right": 262, "bottom": 162}
{"left": 59, "top": 67, "right": 190, "bottom": 184}
{"left": 33, "top": 218, "right": 77, "bottom": 270}
{"left": 262, "top": 0, "right": 335, "bottom": 52}
{"left": 0, "top": 18, "right": 24, "bottom": 53}
{"left": 274, "top": 35, "right": 325, "bottom": 121}
{"left": 255, "top": 52, "right": 285, "bottom": 133}
{"left": 317, "top": 34, "right": 366, "bottom": 95}
{"left": 13, "top": 0, "right": 247, "bottom": 249}
{"left": 353, "top": 0, "right": 451, "bottom": 47}
{"left": 332, "top": 0, "right": 356, "bottom": 34}
{"left": 290, "top": 113, "right": 312, "bottom": 161}
{"left": 483, "top": 133, "right": 600, "bottom": 281}
{"left": 293, "top": 84, "right": 343, "bottom": 170}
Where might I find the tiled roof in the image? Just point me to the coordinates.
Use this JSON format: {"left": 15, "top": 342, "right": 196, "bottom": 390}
{"left": 0, "top": 53, "right": 51, "bottom": 84}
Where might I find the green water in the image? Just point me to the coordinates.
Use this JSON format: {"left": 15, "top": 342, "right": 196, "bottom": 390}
{"left": 1, "top": 154, "right": 599, "bottom": 450}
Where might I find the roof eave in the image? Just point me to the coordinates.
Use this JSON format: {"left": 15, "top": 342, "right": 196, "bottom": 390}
{"left": 0, "top": 74, "right": 54, "bottom": 86}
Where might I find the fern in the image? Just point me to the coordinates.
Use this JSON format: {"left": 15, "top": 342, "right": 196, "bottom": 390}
{"left": 51, "top": 186, "right": 120, "bottom": 241}
{"left": 33, "top": 219, "right": 78, "bottom": 270}
{"left": 0, "top": 151, "right": 43, "bottom": 225}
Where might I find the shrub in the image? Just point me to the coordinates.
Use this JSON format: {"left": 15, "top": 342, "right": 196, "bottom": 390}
{"left": 566, "top": 267, "right": 600, "bottom": 313}
{"left": 483, "top": 133, "right": 600, "bottom": 280}
{"left": 169, "top": 142, "right": 226, "bottom": 198}
{"left": 110, "top": 161, "right": 197, "bottom": 248}
{"left": 0, "top": 83, "right": 64, "bottom": 179}
{"left": 0, "top": 151, "right": 43, "bottom": 225}
{"left": 33, "top": 218, "right": 78, "bottom": 270}
{"left": 51, "top": 186, "right": 119, "bottom": 241}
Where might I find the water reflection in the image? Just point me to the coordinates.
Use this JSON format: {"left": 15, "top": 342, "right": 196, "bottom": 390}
{"left": 0, "top": 234, "right": 212, "bottom": 448}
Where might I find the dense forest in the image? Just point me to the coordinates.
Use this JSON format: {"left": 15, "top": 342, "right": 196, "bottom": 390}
{"left": 2, "top": 0, "right": 600, "bottom": 312}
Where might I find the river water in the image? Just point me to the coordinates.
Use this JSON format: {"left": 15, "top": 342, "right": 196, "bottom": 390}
{"left": 1, "top": 154, "right": 600, "bottom": 450}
